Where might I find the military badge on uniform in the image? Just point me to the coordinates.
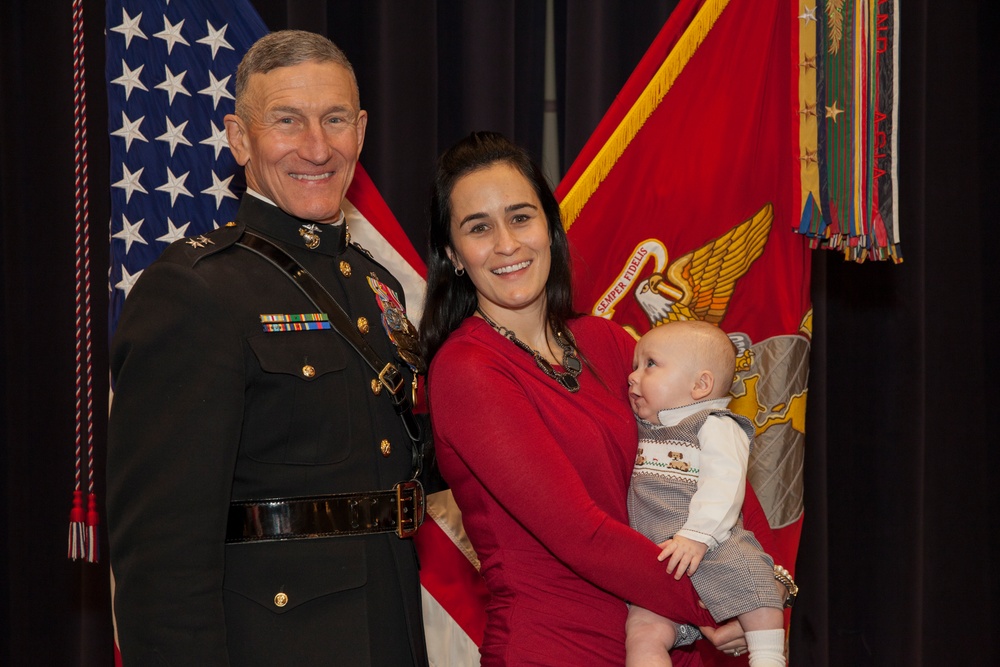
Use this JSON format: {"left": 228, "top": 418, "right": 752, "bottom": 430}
{"left": 366, "top": 274, "right": 426, "bottom": 374}
{"left": 298, "top": 224, "right": 322, "bottom": 249}
{"left": 259, "top": 313, "right": 332, "bottom": 332}
{"left": 185, "top": 235, "right": 214, "bottom": 249}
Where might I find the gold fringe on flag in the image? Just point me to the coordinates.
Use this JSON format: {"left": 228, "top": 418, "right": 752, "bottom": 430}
{"left": 561, "top": 0, "right": 731, "bottom": 230}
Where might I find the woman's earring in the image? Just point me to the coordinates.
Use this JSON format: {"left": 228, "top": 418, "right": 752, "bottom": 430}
{"left": 454, "top": 266, "right": 465, "bottom": 277}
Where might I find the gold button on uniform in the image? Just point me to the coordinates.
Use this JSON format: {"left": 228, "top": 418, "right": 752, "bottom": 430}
{"left": 301, "top": 365, "right": 316, "bottom": 378}
{"left": 357, "top": 317, "right": 369, "bottom": 334}
{"left": 274, "top": 592, "right": 288, "bottom": 608}
{"left": 339, "top": 260, "right": 352, "bottom": 277}
{"left": 371, "top": 378, "right": 382, "bottom": 396}
{"left": 380, "top": 439, "right": 391, "bottom": 457}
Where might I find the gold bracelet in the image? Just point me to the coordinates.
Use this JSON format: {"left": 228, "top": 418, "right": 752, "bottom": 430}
{"left": 773, "top": 564, "right": 798, "bottom": 609}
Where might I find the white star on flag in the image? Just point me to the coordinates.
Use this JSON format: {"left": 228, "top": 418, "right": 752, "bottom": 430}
{"left": 156, "top": 118, "right": 192, "bottom": 156}
{"left": 201, "top": 171, "right": 239, "bottom": 208}
{"left": 155, "top": 65, "right": 191, "bottom": 105}
{"left": 115, "top": 265, "right": 143, "bottom": 298}
{"left": 198, "top": 71, "right": 235, "bottom": 110}
{"left": 113, "top": 164, "right": 148, "bottom": 203}
{"left": 113, "top": 215, "right": 149, "bottom": 254}
{"left": 153, "top": 16, "right": 189, "bottom": 54}
{"left": 199, "top": 121, "right": 230, "bottom": 160}
{"left": 197, "top": 21, "right": 233, "bottom": 59}
{"left": 111, "top": 9, "right": 147, "bottom": 49}
{"left": 110, "top": 112, "right": 148, "bottom": 152}
{"left": 156, "top": 167, "right": 194, "bottom": 205}
{"left": 156, "top": 218, "right": 192, "bottom": 244}
{"left": 111, "top": 60, "right": 148, "bottom": 100}
{"left": 798, "top": 6, "right": 818, "bottom": 24}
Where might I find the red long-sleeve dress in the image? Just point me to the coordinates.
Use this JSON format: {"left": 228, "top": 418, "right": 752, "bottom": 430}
{"left": 430, "top": 316, "right": 761, "bottom": 666}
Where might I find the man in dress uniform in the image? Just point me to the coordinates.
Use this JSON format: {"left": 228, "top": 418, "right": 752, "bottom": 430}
{"left": 107, "top": 30, "right": 428, "bottom": 666}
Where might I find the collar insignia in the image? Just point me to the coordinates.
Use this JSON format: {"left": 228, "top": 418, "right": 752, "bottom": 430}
{"left": 299, "top": 224, "right": 322, "bottom": 249}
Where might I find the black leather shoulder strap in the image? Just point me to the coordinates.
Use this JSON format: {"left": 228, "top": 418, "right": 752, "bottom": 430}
{"left": 236, "top": 230, "right": 424, "bottom": 476}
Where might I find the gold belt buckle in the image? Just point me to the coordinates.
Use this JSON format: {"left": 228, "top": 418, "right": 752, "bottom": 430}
{"left": 393, "top": 479, "right": 425, "bottom": 538}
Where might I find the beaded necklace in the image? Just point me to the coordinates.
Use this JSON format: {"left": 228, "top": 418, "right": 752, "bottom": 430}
{"left": 476, "top": 308, "right": 582, "bottom": 393}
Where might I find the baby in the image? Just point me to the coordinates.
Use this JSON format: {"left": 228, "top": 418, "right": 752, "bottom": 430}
{"left": 625, "top": 321, "right": 786, "bottom": 667}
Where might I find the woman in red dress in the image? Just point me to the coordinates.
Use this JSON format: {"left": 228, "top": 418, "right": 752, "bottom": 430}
{"left": 421, "top": 132, "right": 776, "bottom": 666}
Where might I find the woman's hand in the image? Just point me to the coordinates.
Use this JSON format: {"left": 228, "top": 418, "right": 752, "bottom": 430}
{"left": 699, "top": 619, "right": 748, "bottom": 658}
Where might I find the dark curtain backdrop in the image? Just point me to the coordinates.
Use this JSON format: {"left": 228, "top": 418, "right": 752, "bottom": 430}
{"left": 1, "top": 1, "right": 995, "bottom": 665}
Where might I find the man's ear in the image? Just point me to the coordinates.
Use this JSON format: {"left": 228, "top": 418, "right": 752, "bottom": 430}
{"left": 224, "top": 114, "right": 250, "bottom": 167}
{"left": 691, "top": 370, "right": 715, "bottom": 400}
{"left": 354, "top": 109, "right": 368, "bottom": 157}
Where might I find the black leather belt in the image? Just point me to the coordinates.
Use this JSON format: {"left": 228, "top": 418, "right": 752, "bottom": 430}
{"left": 226, "top": 480, "right": 425, "bottom": 543}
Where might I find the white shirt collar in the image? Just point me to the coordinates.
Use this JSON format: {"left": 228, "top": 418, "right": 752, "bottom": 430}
{"left": 245, "top": 188, "right": 345, "bottom": 226}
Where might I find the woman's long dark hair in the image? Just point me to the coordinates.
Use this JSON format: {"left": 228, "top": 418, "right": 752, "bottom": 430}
{"left": 420, "top": 132, "right": 576, "bottom": 362}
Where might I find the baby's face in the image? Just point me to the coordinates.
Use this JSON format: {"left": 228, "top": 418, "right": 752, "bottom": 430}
{"left": 627, "top": 329, "right": 698, "bottom": 421}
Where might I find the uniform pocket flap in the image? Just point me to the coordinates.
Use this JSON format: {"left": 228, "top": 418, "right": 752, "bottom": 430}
{"left": 224, "top": 539, "right": 367, "bottom": 614}
{"left": 248, "top": 332, "right": 347, "bottom": 380}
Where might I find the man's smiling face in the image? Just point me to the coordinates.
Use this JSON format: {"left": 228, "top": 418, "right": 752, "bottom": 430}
{"left": 226, "top": 59, "right": 367, "bottom": 223}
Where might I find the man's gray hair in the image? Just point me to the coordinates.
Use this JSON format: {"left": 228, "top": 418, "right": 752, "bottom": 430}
{"left": 234, "top": 30, "right": 358, "bottom": 117}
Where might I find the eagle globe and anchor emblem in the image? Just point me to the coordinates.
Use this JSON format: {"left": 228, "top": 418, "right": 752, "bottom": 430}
{"left": 593, "top": 203, "right": 808, "bottom": 528}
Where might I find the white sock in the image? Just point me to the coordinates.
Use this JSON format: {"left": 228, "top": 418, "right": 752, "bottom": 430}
{"left": 745, "top": 629, "right": 786, "bottom": 667}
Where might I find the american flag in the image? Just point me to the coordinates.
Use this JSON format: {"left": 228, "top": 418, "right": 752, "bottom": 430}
{"left": 106, "top": 0, "right": 267, "bottom": 334}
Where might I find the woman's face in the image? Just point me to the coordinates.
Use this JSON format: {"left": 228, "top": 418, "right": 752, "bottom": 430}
{"left": 446, "top": 162, "right": 552, "bottom": 320}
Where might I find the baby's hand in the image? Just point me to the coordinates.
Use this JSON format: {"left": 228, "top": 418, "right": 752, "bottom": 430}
{"left": 657, "top": 535, "right": 709, "bottom": 580}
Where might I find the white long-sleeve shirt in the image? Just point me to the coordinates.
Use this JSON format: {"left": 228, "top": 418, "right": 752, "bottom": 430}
{"left": 655, "top": 398, "right": 749, "bottom": 549}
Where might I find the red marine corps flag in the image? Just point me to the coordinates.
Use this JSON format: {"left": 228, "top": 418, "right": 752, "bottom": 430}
{"left": 558, "top": 0, "right": 810, "bottom": 660}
